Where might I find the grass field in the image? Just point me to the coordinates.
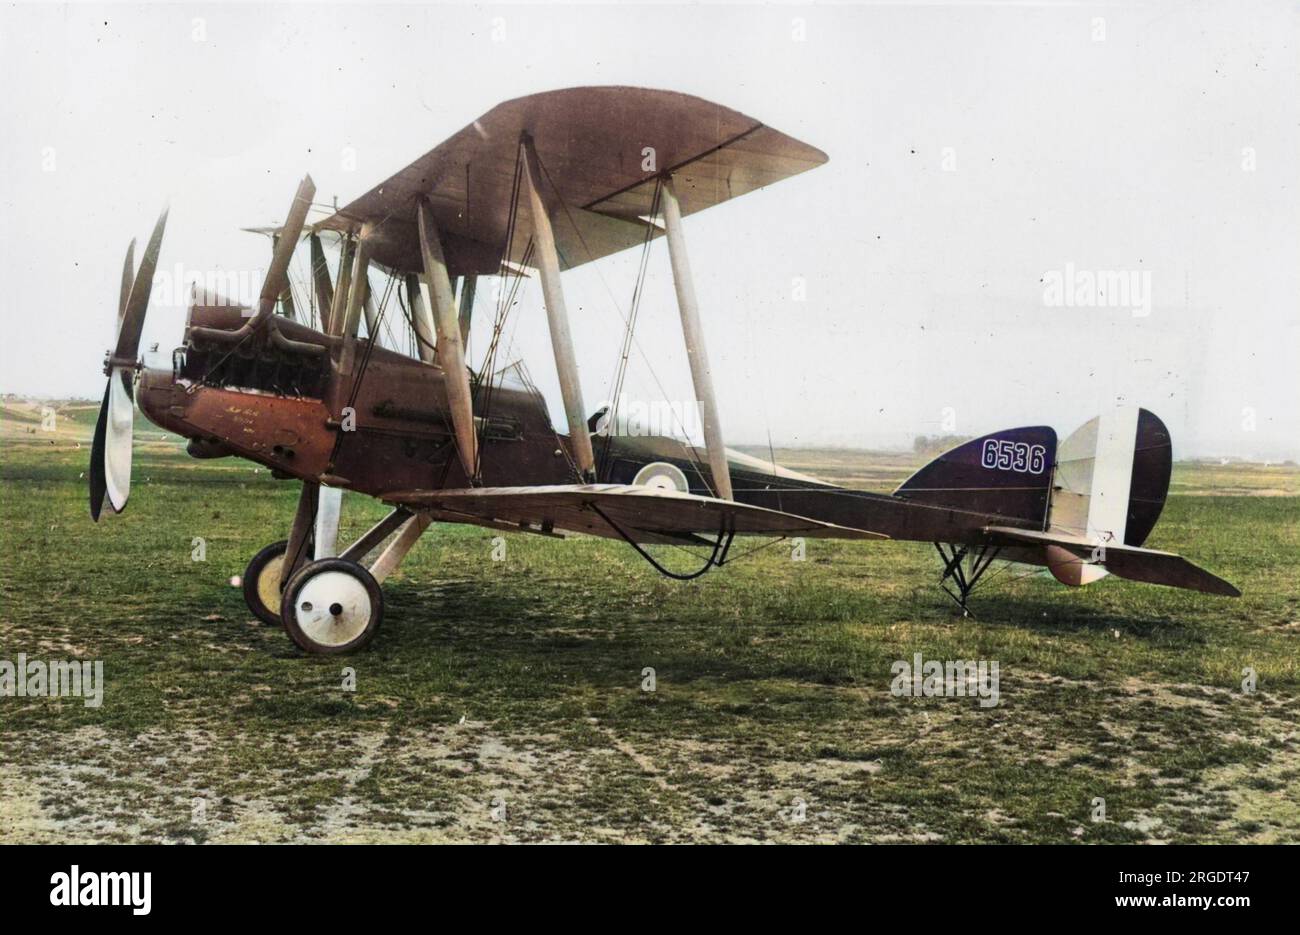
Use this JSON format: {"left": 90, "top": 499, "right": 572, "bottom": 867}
{"left": 2, "top": 399, "right": 1298, "bottom": 843}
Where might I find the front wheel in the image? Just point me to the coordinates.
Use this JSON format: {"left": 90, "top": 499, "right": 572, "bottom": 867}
{"left": 280, "top": 558, "right": 384, "bottom": 654}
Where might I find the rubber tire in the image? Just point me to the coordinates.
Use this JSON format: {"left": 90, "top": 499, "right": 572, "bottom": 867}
{"left": 243, "top": 540, "right": 289, "bottom": 626}
{"left": 244, "top": 538, "right": 315, "bottom": 626}
{"left": 280, "top": 558, "right": 384, "bottom": 655}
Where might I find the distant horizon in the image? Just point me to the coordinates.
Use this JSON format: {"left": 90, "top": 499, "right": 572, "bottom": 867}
{"left": 3, "top": 391, "right": 1295, "bottom": 464}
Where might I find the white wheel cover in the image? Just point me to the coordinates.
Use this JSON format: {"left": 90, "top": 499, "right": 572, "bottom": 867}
{"left": 292, "top": 569, "right": 373, "bottom": 648}
{"left": 104, "top": 367, "right": 135, "bottom": 513}
{"left": 632, "top": 461, "right": 689, "bottom": 493}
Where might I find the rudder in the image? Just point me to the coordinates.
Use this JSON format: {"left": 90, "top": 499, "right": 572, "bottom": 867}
{"left": 1045, "top": 407, "right": 1173, "bottom": 585}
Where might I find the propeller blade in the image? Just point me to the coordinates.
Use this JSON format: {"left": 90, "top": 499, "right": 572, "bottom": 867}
{"left": 103, "top": 368, "right": 135, "bottom": 514}
{"left": 91, "top": 208, "right": 163, "bottom": 521}
{"left": 113, "top": 206, "right": 169, "bottom": 365}
{"left": 117, "top": 238, "right": 136, "bottom": 331}
{"left": 88, "top": 382, "right": 110, "bottom": 521}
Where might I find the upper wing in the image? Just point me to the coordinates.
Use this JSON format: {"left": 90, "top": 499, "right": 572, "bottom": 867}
{"left": 984, "top": 525, "right": 1240, "bottom": 597}
{"left": 312, "top": 86, "right": 827, "bottom": 278}
{"left": 384, "top": 484, "right": 885, "bottom": 545}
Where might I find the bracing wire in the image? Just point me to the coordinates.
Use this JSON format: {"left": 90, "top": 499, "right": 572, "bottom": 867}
{"left": 598, "top": 177, "right": 662, "bottom": 480}
{"left": 533, "top": 154, "right": 714, "bottom": 493}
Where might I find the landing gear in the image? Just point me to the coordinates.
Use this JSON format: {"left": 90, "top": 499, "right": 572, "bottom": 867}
{"left": 257, "top": 504, "right": 424, "bottom": 654}
{"left": 934, "top": 542, "right": 1001, "bottom": 616}
{"left": 243, "top": 482, "right": 324, "bottom": 625}
{"left": 280, "top": 558, "right": 384, "bottom": 654}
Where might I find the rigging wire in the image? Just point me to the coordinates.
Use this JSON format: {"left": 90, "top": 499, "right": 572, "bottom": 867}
{"left": 324, "top": 275, "right": 395, "bottom": 473}
{"left": 533, "top": 155, "right": 714, "bottom": 493}
{"left": 286, "top": 244, "right": 315, "bottom": 324}
{"left": 397, "top": 280, "right": 417, "bottom": 359}
{"left": 589, "top": 503, "right": 735, "bottom": 581}
{"left": 376, "top": 271, "right": 401, "bottom": 351}
{"left": 471, "top": 144, "right": 532, "bottom": 478}
{"left": 598, "top": 177, "right": 662, "bottom": 480}
{"left": 395, "top": 283, "right": 440, "bottom": 358}
{"left": 474, "top": 240, "right": 534, "bottom": 477}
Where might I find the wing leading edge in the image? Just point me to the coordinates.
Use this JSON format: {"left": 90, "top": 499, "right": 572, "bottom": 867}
{"left": 384, "top": 484, "right": 885, "bottom": 545}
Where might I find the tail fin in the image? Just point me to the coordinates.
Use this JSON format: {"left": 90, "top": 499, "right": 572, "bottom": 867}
{"left": 895, "top": 425, "right": 1057, "bottom": 525}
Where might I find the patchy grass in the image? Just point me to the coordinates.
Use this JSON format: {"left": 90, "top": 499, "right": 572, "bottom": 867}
{"left": 1, "top": 402, "right": 1298, "bottom": 842}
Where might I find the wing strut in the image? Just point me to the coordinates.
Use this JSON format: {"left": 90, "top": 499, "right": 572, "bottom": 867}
{"left": 339, "top": 223, "right": 374, "bottom": 373}
{"left": 404, "top": 273, "right": 437, "bottom": 364}
{"left": 458, "top": 275, "right": 477, "bottom": 346}
{"left": 662, "top": 175, "right": 733, "bottom": 500}
{"left": 362, "top": 276, "right": 380, "bottom": 340}
{"left": 522, "top": 134, "right": 597, "bottom": 481}
{"left": 417, "top": 198, "right": 479, "bottom": 482}
{"left": 327, "top": 235, "right": 356, "bottom": 335}
{"left": 308, "top": 233, "right": 334, "bottom": 331}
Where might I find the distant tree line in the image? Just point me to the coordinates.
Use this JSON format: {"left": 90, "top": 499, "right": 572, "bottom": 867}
{"left": 913, "top": 435, "right": 970, "bottom": 457}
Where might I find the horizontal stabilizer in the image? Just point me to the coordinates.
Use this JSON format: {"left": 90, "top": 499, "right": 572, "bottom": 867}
{"left": 984, "top": 526, "right": 1240, "bottom": 597}
{"left": 384, "top": 484, "right": 885, "bottom": 545}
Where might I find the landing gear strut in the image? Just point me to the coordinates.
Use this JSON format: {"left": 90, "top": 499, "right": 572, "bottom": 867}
{"left": 934, "top": 542, "right": 1001, "bottom": 616}
{"left": 241, "top": 482, "right": 319, "bottom": 626}
{"left": 277, "top": 506, "right": 427, "bottom": 654}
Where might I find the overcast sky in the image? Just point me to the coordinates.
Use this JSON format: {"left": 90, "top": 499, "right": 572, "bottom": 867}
{"left": 3, "top": 0, "right": 1297, "bottom": 459}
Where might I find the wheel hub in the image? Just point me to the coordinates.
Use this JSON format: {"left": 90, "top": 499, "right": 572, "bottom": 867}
{"left": 293, "top": 570, "right": 373, "bottom": 648}
{"left": 255, "top": 554, "right": 286, "bottom": 615}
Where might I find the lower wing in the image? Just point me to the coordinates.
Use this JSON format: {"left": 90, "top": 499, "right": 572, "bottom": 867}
{"left": 384, "top": 484, "right": 887, "bottom": 545}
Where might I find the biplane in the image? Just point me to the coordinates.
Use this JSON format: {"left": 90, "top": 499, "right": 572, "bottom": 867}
{"left": 89, "top": 87, "right": 1239, "bottom": 655}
